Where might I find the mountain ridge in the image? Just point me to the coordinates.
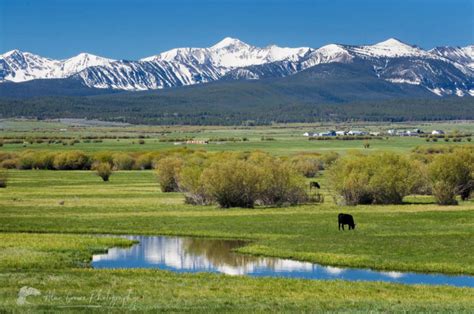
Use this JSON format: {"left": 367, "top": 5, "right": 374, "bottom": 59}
{"left": 1, "top": 37, "right": 473, "bottom": 97}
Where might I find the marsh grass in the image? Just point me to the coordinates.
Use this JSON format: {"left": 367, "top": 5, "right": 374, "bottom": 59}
{"left": 0, "top": 169, "right": 473, "bottom": 311}
{"left": 1, "top": 170, "right": 473, "bottom": 275}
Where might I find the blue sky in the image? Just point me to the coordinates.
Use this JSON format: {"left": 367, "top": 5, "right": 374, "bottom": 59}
{"left": 1, "top": 0, "right": 473, "bottom": 59}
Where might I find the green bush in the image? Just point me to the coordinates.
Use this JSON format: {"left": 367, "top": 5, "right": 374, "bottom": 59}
{"left": 93, "top": 162, "right": 113, "bottom": 182}
{"left": 289, "top": 155, "right": 322, "bottom": 178}
{"left": 155, "top": 156, "right": 183, "bottom": 192}
{"left": 93, "top": 152, "right": 114, "bottom": 165}
{"left": 257, "top": 156, "right": 308, "bottom": 206}
{"left": 201, "top": 158, "right": 261, "bottom": 208}
{"left": 320, "top": 151, "right": 340, "bottom": 168}
{"left": 428, "top": 151, "right": 473, "bottom": 205}
{"left": 179, "top": 152, "right": 308, "bottom": 208}
{"left": 327, "top": 152, "right": 426, "bottom": 205}
{"left": 18, "top": 151, "right": 55, "bottom": 170}
{"left": 53, "top": 151, "right": 90, "bottom": 170}
{"left": 0, "top": 159, "right": 18, "bottom": 169}
{"left": 112, "top": 153, "right": 135, "bottom": 170}
{"left": 134, "top": 153, "right": 157, "bottom": 170}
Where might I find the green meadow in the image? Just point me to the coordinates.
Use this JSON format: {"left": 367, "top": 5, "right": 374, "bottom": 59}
{"left": 0, "top": 119, "right": 473, "bottom": 311}
{"left": 1, "top": 119, "right": 472, "bottom": 155}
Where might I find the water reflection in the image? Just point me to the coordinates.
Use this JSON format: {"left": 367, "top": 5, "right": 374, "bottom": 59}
{"left": 92, "top": 235, "right": 474, "bottom": 288}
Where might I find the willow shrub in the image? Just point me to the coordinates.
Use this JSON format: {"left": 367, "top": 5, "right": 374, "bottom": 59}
{"left": 92, "top": 162, "right": 113, "bottom": 182}
{"left": 177, "top": 152, "right": 308, "bottom": 208}
{"left": 327, "top": 152, "right": 426, "bottom": 205}
{"left": 155, "top": 156, "right": 183, "bottom": 192}
{"left": 112, "top": 153, "right": 135, "bottom": 170}
{"left": 53, "top": 151, "right": 90, "bottom": 170}
{"left": 428, "top": 150, "right": 473, "bottom": 205}
{"left": 201, "top": 159, "right": 261, "bottom": 208}
{"left": 289, "top": 155, "right": 322, "bottom": 178}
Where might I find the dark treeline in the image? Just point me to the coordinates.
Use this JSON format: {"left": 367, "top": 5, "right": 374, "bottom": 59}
{"left": 0, "top": 95, "right": 472, "bottom": 125}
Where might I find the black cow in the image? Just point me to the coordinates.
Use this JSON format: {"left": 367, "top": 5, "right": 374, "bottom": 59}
{"left": 338, "top": 213, "right": 356, "bottom": 230}
{"left": 309, "top": 181, "right": 320, "bottom": 190}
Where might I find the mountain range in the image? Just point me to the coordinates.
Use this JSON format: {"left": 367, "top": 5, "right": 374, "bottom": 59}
{"left": 1, "top": 37, "right": 473, "bottom": 97}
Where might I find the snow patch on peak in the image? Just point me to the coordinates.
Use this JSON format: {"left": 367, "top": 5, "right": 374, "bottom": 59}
{"left": 300, "top": 44, "right": 353, "bottom": 69}
{"left": 316, "top": 44, "right": 348, "bottom": 55}
{"left": 373, "top": 38, "right": 412, "bottom": 48}
{"left": 354, "top": 38, "right": 429, "bottom": 58}
{"left": 2, "top": 49, "right": 22, "bottom": 58}
{"left": 211, "top": 37, "right": 249, "bottom": 49}
{"left": 60, "top": 53, "right": 114, "bottom": 76}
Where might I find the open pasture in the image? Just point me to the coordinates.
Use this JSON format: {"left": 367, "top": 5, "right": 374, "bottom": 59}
{"left": 0, "top": 119, "right": 473, "bottom": 311}
{"left": 0, "top": 169, "right": 473, "bottom": 311}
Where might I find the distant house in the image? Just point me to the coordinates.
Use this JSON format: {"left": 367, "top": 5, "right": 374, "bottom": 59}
{"left": 319, "top": 130, "right": 336, "bottom": 137}
{"left": 387, "top": 129, "right": 397, "bottom": 136}
{"left": 348, "top": 130, "right": 367, "bottom": 136}
{"left": 432, "top": 130, "right": 445, "bottom": 135}
{"left": 405, "top": 130, "right": 420, "bottom": 136}
{"left": 186, "top": 140, "right": 209, "bottom": 144}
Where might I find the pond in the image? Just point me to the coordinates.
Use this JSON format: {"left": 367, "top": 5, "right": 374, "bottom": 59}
{"left": 92, "top": 235, "right": 474, "bottom": 288}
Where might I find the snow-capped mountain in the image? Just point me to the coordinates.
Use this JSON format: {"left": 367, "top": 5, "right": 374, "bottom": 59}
{"left": 430, "top": 46, "right": 474, "bottom": 70}
{"left": 222, "top": 38, "right": 474, "bottom": 96}
{"left": 1, "top": 37, "right": 473, "bottom": 96}
{"left": 144, "top": 37, "right": 312, "bottom": 68}
{"left": 0, "top": 50, "right": 114, "bottom": 82}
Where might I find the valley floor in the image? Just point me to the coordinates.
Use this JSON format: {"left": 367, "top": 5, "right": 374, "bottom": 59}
{"left": 0, "top": 170, "right": 473, "bottom": 311}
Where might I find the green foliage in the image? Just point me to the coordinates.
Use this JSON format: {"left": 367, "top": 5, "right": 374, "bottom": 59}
{"left": 256, "top": 155, "right": 308, "bottom": 206}
{"left": 134, "top": 153, "right": 155, "bottom": 170}
{"left": 201, "top": 158, "right": 261, "bottom": 208}
{"left": 92, "top": 151, "right": 114, "bottom": 165}
{"left": 327, "top": 152, "right": 426, "bottom": 205}
{"left": 112, "top": 153, "right": 135, "bottom": 170}
{"left": 178, "top": 152, "right": 308, "bottom": 208}
{"left": 320, "top": 151, "right": 340, "bottom": 168}
{"left": 155, "top": 156, "right": 183, "bottom": 192}
{"left": 92, "top": 162, "right": 113, "bottom": 182}
{"left": 289, "top": 154, "right": 322, "bottom": 178}
{"left": 53, "top": 151, "right": 91, "bottom": 170}
{"left": 428, "top": 150, "right": 473, "bottom": 205}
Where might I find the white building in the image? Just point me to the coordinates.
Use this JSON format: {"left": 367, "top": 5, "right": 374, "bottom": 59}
{"left": 387, "top": 129, "right": 397, "bottom": 135}
{"left": 348, "top": 130, "right": 367, "bottom": 136}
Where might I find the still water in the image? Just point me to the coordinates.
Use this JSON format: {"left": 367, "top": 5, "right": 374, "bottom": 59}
{"left": 92, "top": 235, "right": 474, "bottom": 288}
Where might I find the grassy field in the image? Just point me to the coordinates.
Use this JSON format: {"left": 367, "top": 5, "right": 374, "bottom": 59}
{"left": 1, "top": 119, "right": 472, "bottom": 154}
{"left": 0, "top": 169, "right": 473, "bottom": 311}
{"left": 0, "top": 119, "right": 473, "bottom": 311}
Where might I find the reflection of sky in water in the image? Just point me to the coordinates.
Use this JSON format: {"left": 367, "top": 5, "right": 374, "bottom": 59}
{"left": 92, "top": 235, "right": 474, "bottom": 288}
